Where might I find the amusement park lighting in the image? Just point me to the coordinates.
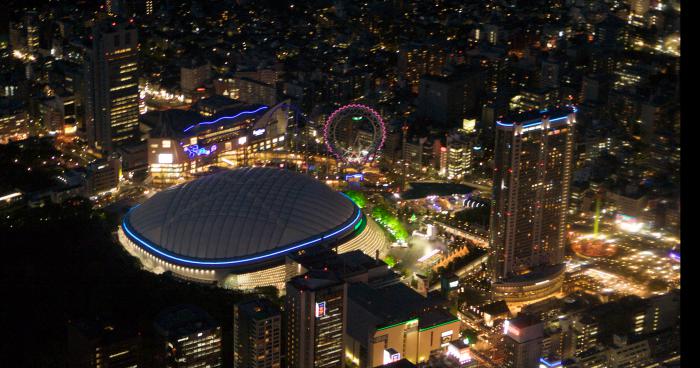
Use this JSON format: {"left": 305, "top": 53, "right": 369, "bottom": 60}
{"left": 324, "top": 104, "right": 386, "bottom": 166}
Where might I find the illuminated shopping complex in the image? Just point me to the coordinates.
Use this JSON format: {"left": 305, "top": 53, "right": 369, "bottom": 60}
{"left": 146, "top": 101, "right": 337, "bottom": 187}
{"left": 118, "top": 167, "right": 386, "bottom": 290}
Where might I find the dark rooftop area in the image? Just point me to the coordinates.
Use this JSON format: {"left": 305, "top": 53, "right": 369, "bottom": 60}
{"left": 153, "top": 304, "right": 219, "bottom": 338}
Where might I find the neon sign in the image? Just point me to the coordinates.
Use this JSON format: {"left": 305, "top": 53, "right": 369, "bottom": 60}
{"left": 183, "top": 106, "right": 269, "bottom": 132}
{"left": 253, "top": 128, "right": 266, "bottom": 136}
{"left": 184, "top": 144, "right": 218, "bottom": 158}
{"left": 539, "top": 357, "right": 562, "bottom": 367}
{"left": 344, "top": 173, "right": 364, "bottom": 182}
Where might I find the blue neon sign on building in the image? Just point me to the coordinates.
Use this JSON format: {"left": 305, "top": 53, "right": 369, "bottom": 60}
{"left": 184, "top": 144, "right": 218, "bottom": 158}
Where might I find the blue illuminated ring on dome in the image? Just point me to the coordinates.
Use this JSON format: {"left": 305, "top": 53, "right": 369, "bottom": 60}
{"left": 121, "top": 194, "right": 362, "bottom": 268}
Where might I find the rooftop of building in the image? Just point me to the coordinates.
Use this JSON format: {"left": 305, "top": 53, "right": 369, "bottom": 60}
{"left": 153, "top": 304, "right": 219, "bottom": 338}
{"left": 348, "top": 282, "right": 446, "bottom": 330}
{"left": 184, "top": 103, "right": 269, "bottom": 136}
{"left": 288, "top": 269, "right": 345, "bottom": 292}
{"left": 68, "top": 318, "right": 141, "bottom": 345}
{"left": 193, "top": 95, "right": 243, "bottom": 110}
{"left": 509, "top": 313, "right": 542, "bottom": 330}
{"left": 235, "top": 298, "right": 280, "bottom": 321}
{"left": 498, "top": 105, "right": 576, "bottom": 126}
{"left": 450, "top": 339, "right": 469, "bottom": 349}
{"left": 482, "top": 300, "right": 510, "bottom": 316}
{"left": 418, "top": 308, "right": 460, "bottom": 331}
{"left": 141, "top": 109, "right": 203, "bottom": 137}
{"left": 290, "top": 249, "right": 388, "bottom": 276}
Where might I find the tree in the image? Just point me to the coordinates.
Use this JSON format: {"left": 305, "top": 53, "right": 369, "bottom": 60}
{"left": 344, "top": 190, "right": 366, "bottom": 208}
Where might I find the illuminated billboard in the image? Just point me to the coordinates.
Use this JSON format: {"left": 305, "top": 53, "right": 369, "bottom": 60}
{"left": 383, "top": 349, "right": 401, "bottom": 365}
{"left": 462, "top": 118, "right": 476, "bottom": 133}
{"left": 503, "top": 319, "right": 517, "bottom": 335}
{"left": 614, "top": 213, "right": 644, "bottom": 233}
{"left": 315, "top": 301, "right": 326, "bottom": 317}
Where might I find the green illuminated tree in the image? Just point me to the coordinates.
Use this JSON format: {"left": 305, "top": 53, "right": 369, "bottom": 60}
{"left": 344, "top": 190, "right": 366, "bottom": 208}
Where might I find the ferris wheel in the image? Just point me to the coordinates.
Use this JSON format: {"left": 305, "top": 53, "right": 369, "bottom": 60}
{"left": 323, "top": 104, "right": 386, "bottom": 167}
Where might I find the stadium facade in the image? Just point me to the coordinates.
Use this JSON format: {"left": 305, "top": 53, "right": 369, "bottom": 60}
{"left": 118, "top": 167, "right": 386, "bottom": 290}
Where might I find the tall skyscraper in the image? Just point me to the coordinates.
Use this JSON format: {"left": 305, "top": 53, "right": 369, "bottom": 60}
{"left": 233, "top": 298, "right": 282, "bottom": 368}
{"left": 489, "top": 106, "right": 576, "bottom": 302}
{"left": 153, "top": 305, "right": 223, "bottom": 368}
{"left": 25, "top": 11, "right": 39, "bottom": 52}
{"left": 285, "top": 270, "right": 347, "bottom": 368}
{"left": 84, "top": 17, "right": 140, "bottom": 153}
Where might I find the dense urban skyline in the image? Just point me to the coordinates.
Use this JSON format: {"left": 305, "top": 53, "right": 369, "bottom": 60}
{"left": 0, "top": 0, "right": 682, "bottom": 367}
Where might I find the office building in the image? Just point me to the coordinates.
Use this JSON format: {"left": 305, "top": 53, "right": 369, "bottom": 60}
{"left": 416, "top": 75, "right": 465, "bottom": 129}
{"left": 180, "top": 59, "right": 211, "bottom": 92}
{"left": 233, "top": 298, "right": 282, "bottom": 368}
{"left": 509, "top": 88, "right": 559, "bottom": 114}
{"left": 345, "top": 282, "right": 461, "bottom": 367}
{"left": 285, "top": 249, "right": 400, "bottom": 290}
{"left": 142, "top": 101, "right": 287, "bottom": 186}
{"left": 67, "top": 319, "right": 144, "bottom": 368}
{"left": 84, "top": 18, "right": 140, "bottom": 153}
{"left": 572, "top": 314, "right": 599, "bottom": 356}
{"left": 503, "top": 315, "right": 544, "bottom": 368}
{"left": 285, "top": 270, "right": 347, "bottom": 368}
{"left": 153, "top": 305, "right": 223, "bottom": 368}
{"left": 85, "top": 154, "right": 122, "bottom": 197}
{"left": 446, "top": 135, "right": 474, "bottom": 180}
{"left": 489, "top": 106, "right": 576, "bottom": 302}
{"left": 0, "top": 99, "right": 29, "bottom": 144}
{"left": 397, "top": 43, "right": 448, "bottom": 93}
{"left": 222, "top": 77, "right": 277, "bottom": 106}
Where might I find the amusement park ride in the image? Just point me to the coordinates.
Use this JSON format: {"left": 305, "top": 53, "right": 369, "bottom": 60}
{"left": 323, "top": 104, "right": 386, "bottom": 183}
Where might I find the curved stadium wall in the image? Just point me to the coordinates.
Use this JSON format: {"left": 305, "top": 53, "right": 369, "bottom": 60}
{"left": 117, "top": 168, "right": 386, "bottom": 290}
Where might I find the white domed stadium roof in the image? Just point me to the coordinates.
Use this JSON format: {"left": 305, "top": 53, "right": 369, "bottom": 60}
{"left": 123, "top": 167, "right": 359, "bottom": 267}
